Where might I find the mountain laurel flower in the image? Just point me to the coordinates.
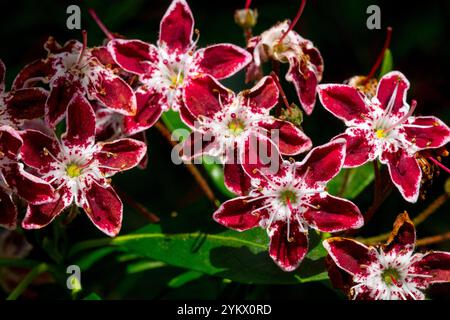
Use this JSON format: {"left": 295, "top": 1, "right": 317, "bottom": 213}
{"left": 317, "top": 71, "right": 450, "bottom": 202}
{"left": 248, "top": 21, "right": 324, "bottom": 115}
{"left": 19, "top": 94, "right": 147, "bottom": 236}
{"left": 0, "top": 60, "right": 48, "bottom": 129}
{"left": 324, "top": 212, "right": 450, "bottom": 300}
{"left": 13, "top": 34, "right": 137, "bottom": 127}
{"left": 107, "top": 0, "right": 252, "bottom": 135}
{"left": 214, "top": 139, "right": 363, "bottom": 271}
{"left": 0, "top": 126, "right": 55, "bottom": 229}
{"left": 181, "top": 74, "right": 312, "bottom": 195}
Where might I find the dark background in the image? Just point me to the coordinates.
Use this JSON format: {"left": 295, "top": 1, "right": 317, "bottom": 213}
{"left": 1, "top": 0, "right": 449, "bottom": 299}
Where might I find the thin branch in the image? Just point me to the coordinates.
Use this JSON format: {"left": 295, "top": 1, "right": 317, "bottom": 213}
{"left": 115, "top": 186, "right": 160, "bottom": 223}
{"left": 154, "top": 121, "right": 219, "bottom": 208}
{"left": 416, "top": 232, "right": 450, "bottom": 247}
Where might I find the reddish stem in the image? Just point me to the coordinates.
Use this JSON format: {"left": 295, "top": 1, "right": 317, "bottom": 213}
{"left": 270, "top": 71, "right": 290, "bottom": 110}
{"left": 115, "top": 186, "right": 160, "bottom": 223}
{"left": 88, "top": 8, "right": 115, "bottom": 40}
{"left": 429, "top": 156, "right": 450, "bottom": 174}
{"left": 77, "top": 30, "right": 88, "bottom": 64}
{"left": 245, "top": 0, "right": 252, "bottom": 9}
{"left": 365, "top": 26, "right": 393, "bottom": 81}
{"left": 278, "top": 0, "right": 307, "bottom": 44}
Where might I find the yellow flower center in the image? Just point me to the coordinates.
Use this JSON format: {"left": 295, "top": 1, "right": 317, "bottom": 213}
{"left": 375, "top": 129, "right": 386, "bottom": 139}
{"left": 228, "top": 118, "right": 245, "bottom": 136}
{"left": 170, "top": 72, "right": 184, "bottom": 86}
{"left": 66, "top": 163, "right": 82, "bottom": 178}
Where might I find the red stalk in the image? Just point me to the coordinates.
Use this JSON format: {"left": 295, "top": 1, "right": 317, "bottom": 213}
{"left": 278, "top": 0, "right": 307, "bottom": 44}
{"left": 365, "top": 26, "right": 393, "bottom": 81}
{"left": 88, "top": 8, "right": 115, "bottom": 40}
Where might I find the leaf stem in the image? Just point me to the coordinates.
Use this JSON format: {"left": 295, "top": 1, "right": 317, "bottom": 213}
{"left": 6, "top": 263, "right": 48, "bottom": 300}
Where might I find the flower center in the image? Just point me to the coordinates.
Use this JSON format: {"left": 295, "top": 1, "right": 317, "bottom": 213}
{"left": 381, "top": 267, "right": 400, "bottom": 286}
{"left": 375, "top": 128, "right": 386, "bottom": 139}
{"left": 279, "top": 189, "right": 297, "bottom": 205}
{"left": 228, "top": 118, "right": 245, "bottom": 136}
{"left": 170, "top": 71, "right": 184, "bottom": 86}
{"left": 66, "top": 163, "right": 82, "bottom": 178}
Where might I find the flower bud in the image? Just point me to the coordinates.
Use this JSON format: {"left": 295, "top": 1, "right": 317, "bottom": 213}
{"left": 234, "top": 8, "right": 258, "bottom": 29}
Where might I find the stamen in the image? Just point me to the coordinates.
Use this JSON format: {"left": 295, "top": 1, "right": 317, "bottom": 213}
{"left": 43, "top": 147, "right": 62, "bottom": 164}
{"left": 365, "top": 27, "right": 393, "bottom": 82}
{"left": 252, "top": 168, "right": 278, "bottom": 188}
{"left": 384, "top": 99, "right": 417, "bottom": 133}
{"left": 88, "top": 8, "right": 115, "bottom": 40}
{"left": 428, "top": 156, "right": 450, "bottom": 174}
{"left": 278, "top": 0, "right": 307, "bottom": 45}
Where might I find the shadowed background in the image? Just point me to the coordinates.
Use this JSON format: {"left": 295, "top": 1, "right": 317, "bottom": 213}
{"left": 1, "top": 0, "right": 449, "bottom": 299}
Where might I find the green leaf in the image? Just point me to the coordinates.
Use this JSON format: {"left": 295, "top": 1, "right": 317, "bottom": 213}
{"left": 168, "top": 270, "right": 204, "bottom": 288}
{"left": 327, "top": 162, "right": 375, "bottom": 199}
{"left": 379, "top": 49, "right": 393, "bottom": 78}
{"left": 83, "top": 292, "right": 102, "bottom": 300}
{"left": 71, "top": 225, "right": 328, "bottom": 285}
{"left": 74, "top": 247, "right": 116, "bottom": 271}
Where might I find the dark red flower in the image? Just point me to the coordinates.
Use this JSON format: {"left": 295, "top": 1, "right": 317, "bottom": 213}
{"left": 214, "top": 140, "right": 363, "bottom": 271}
{"left": 13, "top": 36, "right": 137, "bottom": 127}
{"left": 19, "top": 94, "right": 146, "bottom": 236}
{"left": 324, "top": 212, "right": 450, "bottom": 300}
{"left": 181, "top": 74, "right": 312, "bottom": 195}
{"left": 107, "top": 0, "right": 252, "bottom": 134}
{"left": 248, "top": 21, "right": 324, "bottom": 115}
{"left": 318, "top": 71, "right": 450, "bottom": 202}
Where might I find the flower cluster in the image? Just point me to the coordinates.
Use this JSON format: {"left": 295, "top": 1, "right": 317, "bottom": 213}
{"left": 0, "top": 0, "right": 449, "bottom": 300}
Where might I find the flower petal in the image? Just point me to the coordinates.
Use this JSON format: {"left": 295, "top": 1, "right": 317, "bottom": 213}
{"left": 0, "top": 125, "right": 22, "bottom": 158}
{"left": 334, "top": 128, "right": 376, "bottom": 168}
{"left": 159, "top": 0, "right": 194, "bottom": 53}
{"left": 123, "top": 87, "right": 164, "bottom": 135}
{"left": 257, "top": 119, "right": 312, "bottom": 155}
{"left": 241, "top": 134, "right": 283, "bottom": 187}
{"left": 61, "top": 94, "right": 96, "bottom": 149}
{"left": 20, "top": 129, "right": 59, "bottom": 171}
{"left": 0, "top": 188, "right": 18, "bottom": 229}
{"left": 323, "top": 237, "right": 373, "bottom": 277}
{"left": 224, "top": 146, "right": 252, "bottom": 196}
{"left": 376, "top": 71, "right": 410, "bottom": 117}
{"left": 4, "top": 163, "right": 55, "bottom": 205}
{"left": 82, "top": 182, "right": 123, "bottom": 237}
{"left": 92, "top": 74, "right": 137, "bottom": 116}
{"left": 241, "top": 76, "right": 279, "bottom": 114}
{"left": 411, "top": 251, "right": 450, "bottom": 284}
{"left": 317, "top": 84, "right": 370, "bottom": 125}
{"left": 46, "top": 76, "right": 81, "bottom": 127}
{"left": 303, "top": 193, "right": 363, "bottom": 232}
{"left": 22, "top": 195, "right": 67, "bottom": 229}
{"left": 403, "top": 116, "right": 450, "bottom": 150}
{"left": 213, "top": 196, "right": 264, "bottom": 231}
{"left": 297, "top": 139, "right": 346, "bottom": 189}
{"left": 384, "top": 211, "right": 416, "bottom": 256}
{"left": 107, "top": 39, "right": 157, "bottom": 75}
{"left": 286, "top": 57, "right": 318, "bottom": 115}
{"left": 268, "top": 221, "right": 308, "bottom": 271}
{"left": 183, "top": 74, "right": 232, "bottom": 120}
{"left": 95, "top": 138, "right": 147, "bottom": 174}
{"left": 195, "top": 44, "right": 251, "bottom": 79}
{"left": 12, "top": 59, "right": 54, "bottom": 89}
{"left": 5, "top": 88, "right": 47, "bottom": 120}
{"left": 180, "top": 131, "right": 217, "bottom": 161}
{"left": 381, "top": 149, "right": 421, "bottom": 203}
